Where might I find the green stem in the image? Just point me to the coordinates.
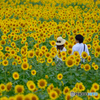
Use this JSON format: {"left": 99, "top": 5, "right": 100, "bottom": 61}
{"left": 69, "top": 67, "right": 72, "bottom": 85}
{"left": 5, "top": 66, "right": 6, "bottom": 83}
{"left": 96, "top": 70, "right": 98, "bottom": 81}
{"left": 23, "top": 71, "right": 25, "bottom": 85}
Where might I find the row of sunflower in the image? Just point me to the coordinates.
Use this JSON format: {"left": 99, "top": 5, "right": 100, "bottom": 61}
{"left": 0, "top": 0, "right": 100, "bottom": 100}
{"left": 0, "top": 81, "right": 100, "bottom": 99}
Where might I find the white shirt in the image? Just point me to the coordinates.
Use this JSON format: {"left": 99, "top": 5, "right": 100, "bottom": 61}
{"left": 55, "top": 46, "right": 67, "bottom": 61}
{"left": 72, "top": 43, "right": 89, "bottom": 62}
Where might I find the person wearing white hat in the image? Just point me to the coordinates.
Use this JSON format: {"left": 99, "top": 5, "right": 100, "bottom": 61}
{"left": 54, "top": 36, "right": 67, "bottom": 62}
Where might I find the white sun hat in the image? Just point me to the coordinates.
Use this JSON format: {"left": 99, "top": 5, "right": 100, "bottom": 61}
{"left": 56, "top": 37, "right": 66, "bottom": 45}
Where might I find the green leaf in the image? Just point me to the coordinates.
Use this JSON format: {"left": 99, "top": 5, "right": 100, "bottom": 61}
{"left": 22, "top": 79, "right": 28, "bottom": 83}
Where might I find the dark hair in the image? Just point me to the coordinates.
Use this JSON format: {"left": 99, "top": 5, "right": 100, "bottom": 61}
{"left": 75, "top": 34, "right": 84, "bottom": 43}
{"left": 57, "top": 45, "right": 64, "bottom": 50}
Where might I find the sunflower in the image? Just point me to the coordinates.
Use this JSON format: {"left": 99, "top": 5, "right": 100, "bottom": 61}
{"left": 75, "top": 58, "right": 80, "bottom": 63}
{"left": 18, "top": 60, "right": 22, "bottom": 65}
{"left": 67, "top": 44, "right": 73, "bottom": 49}
{"left": 37, "top": 79, "right": 47, "bottom": 89}
{"left": 0, "top": 40, "right": 6, "bottom": 45}
{"left": 57, "top": 73, "right": 63, "bottom": 80}
{"left": 69, "top": 55, "right": 75, "bottom": 60}
{"left": 67, "top": 49, "right": 72, "bottom": 55}
{"left": 5, "top": 46, "right": 11, "bottom": 51}
{"left": 21, "top": 62, "right": 29, "bottom": 70}
{"left": 81, "top": 51, "right": 88, "bottom": 59}
{"left": 90, "top": 88, "right": 96, "bottom": 93}
{"left": 50, "top": 52, "right": 56, "bottom": 58}
{"left": 95, "top": 46, "right": 100, "bottom": 54}
{"left": 61, "top": 51, "right": 66, "bottom": 57}
{"left": 73, "top": 51, "right": 79, "bottom": 57}
{"left": 27, "top": 82, "right": 36, "bottom": 91}
{"left": 29, "top": 94, "right": 39, "bottom": 100}
{"left": 45, "top": 52, "right": 51, "bottom": 58}
{"left": 93, "top": 93, "right": 100, "bottom": 100}
{"left": 38, "top": 52, "right": 43, "bottom": 57}
{"left": 50, "top": 41, "right": 56, "bottom": 46}
{"left": 12, "top": 72, "right": 19, "bottom": 80}
{"left": 81, "top": 64, "right": 84, "bottom": 69}
{"left": 92, "top": 62, "right": 95, "bottom": 67}
{"left": 0, "top": 91, "right": 2, "bottom": 96}
{"left": 28, "top": 50, "right": 34, "bottom": 58}
{"left": 15, "top": 94, "right": 24, "bottom": 100}
{"left": 51, "top": 61, "right": 55, "bottom": 66}
{"left": 94, "top": 65, "right": 98, "bottom": 70}
{"left": 53, "top": 88, "right": 62, "bottom": 96}
{"left": 1, "top": 97, "right": 8, "bottom": 100}
{"left": 72, "top": 87, "right": 78, "bottom": 92}
{"left": 47, "top": 58, "right": 53, "bottom": 63}
{"left": 84, "top": 64, "right": 91, "bottom": 71}
{"left": 2, "top": 60, "right": 8, "bottom": 66}
{"left": 0, "top": 84, "right": 6, "bottom": 92}
{"left": 62, "top": 56, "right": 66, "bottom": 61}
{"left": 6, "top": 82, "right": 12, "bottom": 92}
{"left": 65, "top": 58, "right": 74, "bottom": 67}
{"left": 75, "top": 82, "right": 79, "bottom": 89}
{"left": 49, "top": 90, "right": 58, "bottom": 100}
{"left": 41, "top": 46, "right": 46, "bottom": 51}
{"left": 31, "top": 70, "right": 36, "bottom": 75}
{"left": 10, "top": 50, "right": 16, "bottom": 56}
{"left": 47, "top": 87, "right": 51, "bottom": 94}
{"left": 45, "top": 75, "right": 49, "bottom": 79}
{"left": 24, "top": 94, "right": 31, "bottom": 100}
{"left": 92, "top": 83, "right": 99, "bottom": 91}
{"left": 8, "top": 96, "right": 15, "bottom": 100}
{"left": 26, "top": 81, "right": 34, "bottom": 87}
{"left": 0, "top": 45, "right": 3, "bottom": 50}
{"left": 63, "top": 86, "right": 70, "bottom": 95}
{"left": 22, "top": 58, "right": 28, "bottom": 62}
{"left": 65, "top": 93, "right": 70, "bottom": 100}
{"left": 62, "top": 34, "right": 66, "bottom": 38}
{"left": 87, "top": 55, "right": 91, "bottom": 62}
{"left": 5, "top": 53, "right": 10, "bottom": 58}
{"left": 87, "top": 44, "right": 91, "bottom": 49}
{"left": 11, "top": 42, "right": 16, "bottom": 47}
{"left": 78, "top": 83, "right": 85, "bottom": 92}
{"left": 94, "top": 52, "right": 99, "bottom": 58}
{"left": 50, "top": 47, "right": 57, "bottom": 52}
{"left": 39, "top": 58, "right": 45, "bottom": 63}
{"left": 15, "top": 85, "right": 24, "bottom": 94}
{"left": 12, "top": 61, "right": 17, "bottom": 66}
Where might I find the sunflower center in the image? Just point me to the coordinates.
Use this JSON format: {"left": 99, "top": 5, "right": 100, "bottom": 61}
{"left": 7, "top": 85, "right": 11, "bottom": 90}
{"left": 30, "top": 85, "right": 34, "bottom": 89}
{"left": 79, "top": 85, "right": 83, "bottom": 89}
{"left": 94, "top": 85, "right": 97, "bottom": 89}
{"left": 17, "top": 97, "right": 23, "bottom": 100}
{"left": 30, "top": 53, "right": 33, "bottom": 56}
{"left": 17, "top": 87, "right": 22, "bottom": 93}
{"left": 40, "top": 81, "right": 45, "bottom": 86}
{"left": 14, "top": 74, "right": 18, "bottom": 78}
{"left": 85, "top": 66, "right": 89, "bottom": 70}
{"left": 52, "top": 93, "right": 56, "bottom": 97}
{"left": 68, "top": 60, "right": 73, "bottom": 65}
{"left": 32, "top": 97, "right": 36, "bottom": 100}
{"left": 1, "top": 86, "right": 5, "bottom": 89}
{"left": 67, "top": 95, "right": 70, "bottom": 100}
{"left": 65, "top": 89, "right": 68, "bottom": 93}
{"left": 23, "top": 64, "right": 27, "bottom": 68}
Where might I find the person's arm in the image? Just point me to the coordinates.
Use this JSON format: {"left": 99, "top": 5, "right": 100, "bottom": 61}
{"left": 63, "top": 47, "right": 67, "bottom": 52}
{"left": 85, "top": 44, "right": 89, "bottom": 56}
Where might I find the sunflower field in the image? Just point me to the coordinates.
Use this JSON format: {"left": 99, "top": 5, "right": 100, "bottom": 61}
{"left": 0, "top": 0, "right": 100, "bottom": 100}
